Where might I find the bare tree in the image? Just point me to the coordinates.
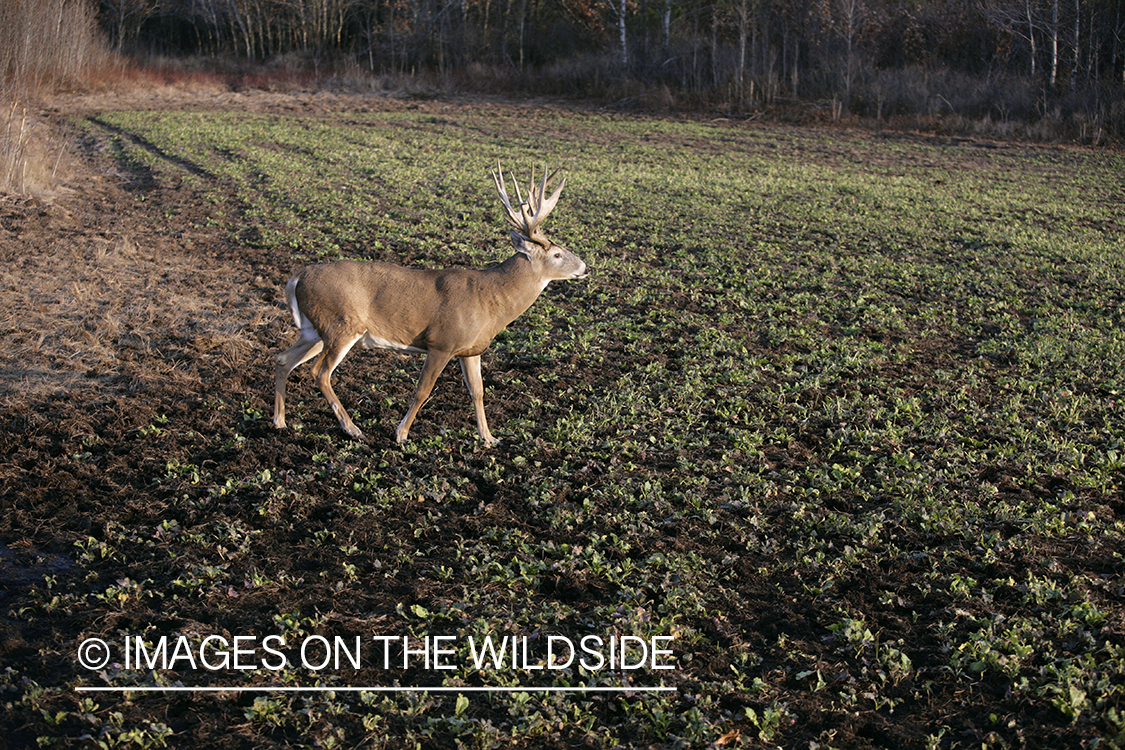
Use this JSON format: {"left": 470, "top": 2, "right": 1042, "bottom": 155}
{"left": 1050, "top": 0, "right": 1059, "bottom": 84}
{"left": 816, "top": 0, "right": 867, "bottom": 104}
{"left": 101, "top": 0, "right": 159, "bottom": 51}
{"left": 617, "top": 0, "right": 628, "bottom": 66}
{"left": 292, "top": 0, "right": 354, "bottom": 51}
{"left": 981, "top": 0, "right": 1044, "bottom": 77}
{"left": 735, "top": 0, "right": 754, "bottom": 102}
{"left": 1071, "top": 0, "right": 1080, "bottom": 88}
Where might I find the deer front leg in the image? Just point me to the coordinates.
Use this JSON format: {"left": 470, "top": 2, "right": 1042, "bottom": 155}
{"left": 460, "top": 355, "right": 498, "bottom": 445}
{"left": 396, "top": 350, "right": 455, "bottom": 443}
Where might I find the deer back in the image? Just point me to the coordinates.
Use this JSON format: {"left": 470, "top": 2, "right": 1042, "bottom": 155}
{"left": 293, "top": 250, "right": 576, "bottom": 358}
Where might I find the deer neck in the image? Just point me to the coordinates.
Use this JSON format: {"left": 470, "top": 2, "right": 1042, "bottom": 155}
{"left": 482, "top": 252, "right": 549, "bottom": 324}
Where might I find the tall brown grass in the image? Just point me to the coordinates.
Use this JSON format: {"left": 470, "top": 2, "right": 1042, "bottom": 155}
{"left": 1, "top": 0, "right": 111, "bottom": 197}
{"left": 1, "top": 101, "right": 66, "bottom": 197}
{"left": 0, "top": 0, "right": 111, "bottom": 96}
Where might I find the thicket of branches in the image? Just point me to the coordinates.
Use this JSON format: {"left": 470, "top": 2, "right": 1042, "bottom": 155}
{"left": 100, "top": 0, "right": 1124, "bottom": 136}
{"left": 2, "top": 0, "right": 113, "bottom": 196}
{"left": 2, "top": 0, "right": 111, "bottom": 96}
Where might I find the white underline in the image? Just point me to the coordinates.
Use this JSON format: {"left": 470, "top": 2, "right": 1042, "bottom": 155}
{"left": 76, "top": 685, "right": 675, "bottom": 693}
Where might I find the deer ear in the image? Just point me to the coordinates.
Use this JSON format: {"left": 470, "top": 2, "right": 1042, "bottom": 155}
{"left": 510, "top": 230, "right": 537, "bottom": 259}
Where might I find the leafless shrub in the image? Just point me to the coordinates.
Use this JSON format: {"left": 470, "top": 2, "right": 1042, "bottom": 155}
{"left": 841, "top": 62, "right": 1122, "bottom": 144}
{"left": 0, "top": 0, "right": 111, "bottom": 198}
{"left": 0, "top": 0, "right": 111, "bottom": 97}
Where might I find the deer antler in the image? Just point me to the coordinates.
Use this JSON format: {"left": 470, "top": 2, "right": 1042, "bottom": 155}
{"left": 492, "top": 162, "right": 565, "bottom": 244}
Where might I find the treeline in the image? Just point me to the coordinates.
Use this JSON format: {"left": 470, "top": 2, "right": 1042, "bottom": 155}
{"left": 99, "top": 0, "right": 1124, "bottom": 134}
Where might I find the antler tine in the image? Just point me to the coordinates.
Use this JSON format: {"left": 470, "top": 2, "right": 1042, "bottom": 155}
{"left": 536, "top": 167, "right": 566, "bottom": 223}
{"left": 525, "top": 165, "right": 541, "bottom": 213}
{"left": 492, "top": 161, "right": 526, "bottom": 234}
{"left": 522, "top": 166, "right": 565, "bottom": 238}
{"left": 493, "top": 163, "right": 565, "bottom": 241}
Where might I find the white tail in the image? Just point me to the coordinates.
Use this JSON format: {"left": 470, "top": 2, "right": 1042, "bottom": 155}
{"left": 272, "top": 165, "right": 588, "bottom": 445}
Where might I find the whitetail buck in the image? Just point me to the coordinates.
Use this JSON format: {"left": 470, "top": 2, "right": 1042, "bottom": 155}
{"left": 272, "top": 165, "right": 588, "bottom": 445}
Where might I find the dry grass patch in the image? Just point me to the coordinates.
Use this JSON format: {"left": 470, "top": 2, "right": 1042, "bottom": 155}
{"left": 0, "top": 100, "right": 75, "bottom": 198}
{"left": 0, "top": 197, "right": 277, "bottom": 403}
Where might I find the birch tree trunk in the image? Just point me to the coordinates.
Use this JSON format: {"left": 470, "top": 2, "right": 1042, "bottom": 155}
{"left": 738, "top": 0, "right": 748, "bottom": 99}
{"left": 1050, "top": 0, "right": 1059, "bottom": 86}
{"left": 1071, "top": 0, "right": 1079, "bottom": 89}
{"left": 619, "top": 0, "right": 628, "bottom": 67}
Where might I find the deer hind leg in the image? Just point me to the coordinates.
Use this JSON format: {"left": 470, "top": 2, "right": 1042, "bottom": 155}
{"left": 395, "top": 350, "right": 454, "bottom": 443}
{"left": 273, "top": 328, "right": 325, "bottom": 429}
{"left": 311, "top": 332, "right": 366, "bottom": 439}
{"left": 460, "top": 355, "right": 497, "bottom": 445}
